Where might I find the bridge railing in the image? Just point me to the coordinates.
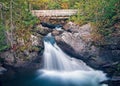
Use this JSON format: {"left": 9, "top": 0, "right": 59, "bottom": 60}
{"left": 31, "top": 9, "right": 78, "bottom": 18}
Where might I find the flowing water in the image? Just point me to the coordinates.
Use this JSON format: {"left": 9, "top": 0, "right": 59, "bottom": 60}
{"left": 1, "top": 33, "right": 108, "bottom": 86}
{"left": 43, "top": 33, "right": 93, "bottom": 71}
{"left": 36, "top": 33, "right": 108, "bottom": 86}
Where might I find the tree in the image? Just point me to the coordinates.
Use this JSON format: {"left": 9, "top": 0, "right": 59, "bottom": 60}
{"left": 0, "top": 0, "right": 39, "bottom": 52}
{"left": 28, "top": 0, "right": 50, "bottom": 10}
{"left": 0, "top": 2, "right": 9, "bottom": 51}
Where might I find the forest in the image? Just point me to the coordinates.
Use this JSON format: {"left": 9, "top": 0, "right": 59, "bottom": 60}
{"left": 0, "top": 0, "right": 120, "bottom": 51}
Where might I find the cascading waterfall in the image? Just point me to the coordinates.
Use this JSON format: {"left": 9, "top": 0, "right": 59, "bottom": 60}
{"left": 35, "top": 33, "right": 108, "bottom": 86}
{"left": 43, "top": 33, "right": 93, "bottom": 71}
{"left": 2, "top": 32, "right": 108, "bottom": 86}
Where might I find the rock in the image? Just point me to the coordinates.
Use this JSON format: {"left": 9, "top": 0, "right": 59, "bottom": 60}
{"left": 0, "top": 48, "right": 41, "bottom": 69}
{"left": 99, "top": 44, "right": 120, "bottom": 50}
{"left": 30, "top": 35, "right": 39, "bottom": 46}
{"left": 55, "top": 22, "right": 120, "bottom": 69}
{"left": 56, "top": 20, "right": 120, "bottom": 82}
{"left": 35, "top": 25, "right": 52, "bottom": 35}
{"left": 55, "top": 23, "right": 96, "bottom": 58}
{"left": 17, "top": 34, "right": 41, "bottom": 48}
{"left": 40, "top": 22, "right": 63, "bottom": 29}
{"left": 0, "top": 66, "right": 7, "bottom": 75}
{"left": 0, "top": 51, "right": 15, "bottom": 65}
{"left": 17, "top": 38, "right": 25, "bottom": 46}
{"left": 52, "top": 30, "right": 63, "bottom": 36}
{"left": 63, "top": 21, "right": 79, "bottom": 31}
{"left": 111, "top": 50, "right": 120, "bottom": 61}
{"left": 101, "top": 76, "right": 120, "bottom": 86}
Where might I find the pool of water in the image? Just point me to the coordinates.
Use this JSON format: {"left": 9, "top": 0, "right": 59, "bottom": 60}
{"left": 1, "top": 69, "right": 108, "bottom": 86}
{"left": 0, "top": 33, "right": 108, "bottom": 86}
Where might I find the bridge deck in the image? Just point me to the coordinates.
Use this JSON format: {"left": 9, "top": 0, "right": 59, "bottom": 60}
{"left": 31, "top": 9, "right": 78, "bottom": 19}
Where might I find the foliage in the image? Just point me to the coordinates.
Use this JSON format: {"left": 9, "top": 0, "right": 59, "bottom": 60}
{"left": 0, "top": 3, "right": 9, "bottom": 51}
{"left": 28, "top": 0, "right": 51, "bottom": 10}
{"left": 70, "top": 0, "right": 120, "bottom": 37}
{"left": 28, "top": 0, "right": 80, "bottom": 10}
{"left": 47, "top": 1, "right": 61, "bottom": 9}
{"left": 0, "top": 25, "right": 9, "bottom": 51}
{"left": 0, "top": 0, "right": 40, "bottom": 52}
{"left": 0, "top": 0, "right": 120, "bottom": 53}
{"left": 29, "top": 46, "right": 40, "bottom": 52}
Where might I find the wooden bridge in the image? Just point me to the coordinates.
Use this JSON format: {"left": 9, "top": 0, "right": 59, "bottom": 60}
{"left": 31, "top": 9, "right": 78, "bottom": 19}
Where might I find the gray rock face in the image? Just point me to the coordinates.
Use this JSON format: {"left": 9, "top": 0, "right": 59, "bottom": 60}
{"left": 63, "top": 24, "right": 93, "bottom": 56}
{"left": 0, "top": 51, "right": 15, "bottom": 65}
{"left": 0, "top": 49, "right": 41, "bottom": 69}
{"left": 52, "top": 30, "right": 63, "bottom": 36}
{"left": 55, "top": 23, "right": 100, "bottom": 68}
{"left": 35, "top": 25, "right": 52, "bottom": 35}
{"left": 55, "top": 22, "right": 120, "bottom": 69}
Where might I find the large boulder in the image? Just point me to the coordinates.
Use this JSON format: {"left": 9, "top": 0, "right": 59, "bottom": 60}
{"left": 34, "top": 25, "right": 52, "bottom": 36}
{"left": 0, "top": 41, "right": 42, "bottom": 70}
{"left": 55, "top": 22, "right": 120, "bottom": 69}
{"left": 0, "top": 51, "right": 15, "bottom": 65}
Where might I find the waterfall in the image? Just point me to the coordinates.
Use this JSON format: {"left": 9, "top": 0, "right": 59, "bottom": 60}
{"left": 35, "top": 33, "right": 108, "bottom": 86}
{"left": 43, "top": 33, "right": 92, "bottom": 71}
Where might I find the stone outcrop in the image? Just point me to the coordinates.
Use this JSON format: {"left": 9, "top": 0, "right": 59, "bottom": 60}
{"left": 55, "top": 22, "right": 120, "bottom": 76}
{"left": 34, "top": 25, "right": 52, "bottom": 36}
{"left": 0, "top": 50, "right": 42, "bottom": 68}
{"left": 0, "top": 21, "right": 120, "bottom": 85}
{"left": 54, "top": 22, "right": 120, "bottom": 86}
{"left": 55, "top": 23, "right": 103, "bottom": 68}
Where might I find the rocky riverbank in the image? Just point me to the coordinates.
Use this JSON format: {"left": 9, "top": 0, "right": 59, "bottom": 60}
{"left": 0, "top": 21, "right": 120, "bottom": 86}
{"left": 54, "top": 22, "right": 120, "bottom": 86}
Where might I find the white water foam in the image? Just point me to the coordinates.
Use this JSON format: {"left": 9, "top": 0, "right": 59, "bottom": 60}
{"left": 36, "top": 33, "right": 108, "bottom": 86}
{"left": 43, "top": 33, "right": 92, "bottom": 71}
{"left": 36, "top": 70, "right": 108, "bottom": 86}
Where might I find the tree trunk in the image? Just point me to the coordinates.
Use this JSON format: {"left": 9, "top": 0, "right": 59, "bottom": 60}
{"left": 0, "top": 3, "right": 8, "bottom": 45}
{"left": 10, "top": 0, "right": 14, "bottom": 48}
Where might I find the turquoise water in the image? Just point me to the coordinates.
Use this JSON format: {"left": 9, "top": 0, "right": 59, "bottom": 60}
{"left": 1, "top": 69, "right": 107, "bottom": 86}
{"left": 0, "top": 33, "right": 108, "bottom": 86}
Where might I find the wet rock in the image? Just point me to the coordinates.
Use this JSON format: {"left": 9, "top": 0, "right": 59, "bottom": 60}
{"left": 0, "top": 49, "right": 41, "bottom": 69}
{"left": 0, "top": 66, "right": 7, "bottom": 75}
{"left": 55, "top": 23, "right": 96, "bottom": 58}
{"left": 101, "top": 76, "right": 120, "bottom": 86}
{"left": 52, "top": 30, "right": 63, "bottom": 36}
{"left": 40, "top": 22, "right": 63, "bottom": 29}
{"left": 55, "top": 22, "right": 120, "bottom": 70}
{"left": 35, "top": 25, "right": 52, "bottom": 35}
{"left": 99, "top": 44, "right": 120, "bottom": 50}
{"left": 0, "top": 51, "right": 15, "bottom": 65}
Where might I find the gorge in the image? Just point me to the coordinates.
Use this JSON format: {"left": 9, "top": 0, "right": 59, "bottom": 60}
{"left": 0, "top": 1, "right": 120, "bottom": 86}
{"left": 0, "top": 22, "right": 120, "bottom": 86}
{"left": 0, "top": 32, "right": 108, "bottom": 86}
